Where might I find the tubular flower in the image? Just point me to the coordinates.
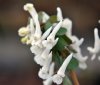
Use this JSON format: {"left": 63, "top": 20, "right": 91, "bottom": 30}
{"left": 38, "top": 52, "right": 52, "bottom": 79}
{"left": 62, "top": 18, "right": 72, "bottom": 38}
{"left": 18, "top": 3, "right": 100, "bottom": 85}
{"left": 43, "top": 77, "right": 53, "bottom": 85}
{"left": 57, "top": 7, "right": 63, "bottom": 21}
{"left": 52, "top": 54, "right": 73, "bottom": 84}
{"left": 47, "top": 21, "right": 62, "bottom": 42}
{"left": 41, "top": 12, "right": 50, "bottom": 23}
{"left": 87, "top": 28, "right": 100, "bottom": 60}
{"left": 43, "top": 62, "right": 55, "bottom": 85}
{"left": 70, "top": 38, "right": 88, "bottom": 69}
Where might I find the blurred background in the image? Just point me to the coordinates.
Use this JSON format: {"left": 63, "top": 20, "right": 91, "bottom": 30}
{"left": 0, "top": 0, "right": 100, "bottom": 85}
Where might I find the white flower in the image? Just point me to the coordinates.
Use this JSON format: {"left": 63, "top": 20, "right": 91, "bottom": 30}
{"left": 41, "top": 26, "right": 53, "bottom": 40}
{"left": 52, "top": 74, "right": 63, "bottom": 85}
{"left": 62, "top": 18, "right": 72, "bottom": 38}
{"left": 18, "top": 27, "right": 30, "bottom": 37}
{"left": 24, "top": 3, "right": 42, "bottom": 40}
{"left": 38, "top": 52, "right": 52, "bottom": 79}
{"left": 41, "top": 48, "right": 51, "bottom": 59}
{"left": 70, "top": 38, "right": 88, "bottom": 69}
{"left": 98, "top": 20, "right": 100, "bottom": 23}
{"left": 30, "top": 45, "right": 44, "bottom": 55}
{"left": 24, "top": 3, "right": 38, "bottom": 19}
{"left": 41, "top": 12, "right": 50, "bottom": 23}
{"left": 29, "top": 18, "right": 35, "bottom": 34}
{"left": 57, "top": 53, "right": 73, "bottom": 77}
{"left": 49, "top": 62, "right": 55, "bottom": 76}
{"left": 33, "top": 14, "right": 42, "bottom": 40}
{"left": 57, "top": 7, "right": 63, "bottom": 21}
{"left": 43, "top": 77, "right": 53, "bottom": 85}
{"left": 87, "top": 28, "right": 100, "bottom": 60}
{"left": 42, "top": 38, "right": 59, "bottom": 50}
{"left": 43, "top": 62, "right": 55, "bottom": 85}
{"left": 52, "top": 53, "right": 73, "bottom": 84}
{"left": 32, "top": 26, "right": 53, "bottom": 48}
{"left": 34, "top": 54, "right": 45, "bottom": 66}
{"left": 47, "top": 21, "right": 62, "bottom": 42}
{"left": 74, "top": 52, "right": 88, "bottom": 70}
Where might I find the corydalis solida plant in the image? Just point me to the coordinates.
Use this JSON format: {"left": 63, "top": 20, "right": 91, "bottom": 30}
{"left": 18, "top": 3, "right": 100, "bottom": 85}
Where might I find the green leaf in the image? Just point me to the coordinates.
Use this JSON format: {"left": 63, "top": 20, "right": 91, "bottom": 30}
{"left": 44, "top": 21, "right": 52, "bottom": 30}
{"left": 63, "top": 76, "right": 72, "bottom": 85}
{"left": 67, "top": 57, "right": 79, "bottom": 70}
{"left": 48, "top": 15, "right": 57, "bottom": 23}
{"left": 52, "top": 52, "right": 63, "bottom": 67}
{"left": 62, "top": 35, "right": 72, "bottom": 45}
{"left": 44, "top": 15, "right": 57, "bottom": 31}
{"left": 56, "top": 27, "right": 67, "bottom": 36}
{"left": 54, "top": 37, "right": 68, "bottom": 51}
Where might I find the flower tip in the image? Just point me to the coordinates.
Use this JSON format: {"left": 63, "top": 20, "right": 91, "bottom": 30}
{"left": 38, "top": 68, "right": 49, "bottom": 80}
{"left": 57, "top": 7, "right": 61, "bottom": 11}
{"left": 24, "top": 3, "right": 33, "bottom": 11}
{"left": 98, "top": 20, "right": 100, "bottom": 23}
{"left": 18, "top": 27, "right": 29, "bottom": 36}
{"left": 53, "top": 74, "right": 63, "bottom": 84}
{"left": 94, "top": 28, "right": 98, "bottom": 34}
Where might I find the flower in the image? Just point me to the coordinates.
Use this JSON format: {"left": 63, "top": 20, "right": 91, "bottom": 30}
{"left": 34, "top": 54, "right": 45, "bottom": 66}
{"left": 41, "top": 12, "right": 50, "bottom": 23}
{"left": 30, "top": 44, "right": 44, "bottom": 55}
{"left": 87, "top": 28, "right": 100, "bottom": 60}
{"left": 52, "top": 54, "right": 73, "bottom": 84}
{"left": 43, "top": 77, "right": 53, "bottom": 85}
{"left": 24, "top": 3, "right": 38, "bottom": 19}
{"left": 62, "top": 18, "right": 72, "bottom": 38}
{"left": 43, "top": 62, "right": 55, "bottom": 85}
{"left": 49, "top": 62, "right": 55, "bottom": 76}
{"left": 38, "top": 52, "right": 52, "bottom": 79}
{"left": 47, "top": 21, "right": 62, "bottom": 42}
{"left": 42, "top": 38, "right": 59, "bottom": 50}
{"left": 70, "top": 38, "right": 88, "bottom": 69}
{"left": 33, "top": 14, "right": 42, "bottom": 40}
{"left": 32, "top": 26, "right": 53, "bottom": 48}
{"left": 52, "top": 74, "right": 63, "bottom": 85}
{"left": 24, "top": 3, "right": 42, "bottom": 41}
{"left": 57, "top": 7, "right": 63, "bottom": 21}
{"left": 18, "top": 27, "right": 30, "bottom": 37}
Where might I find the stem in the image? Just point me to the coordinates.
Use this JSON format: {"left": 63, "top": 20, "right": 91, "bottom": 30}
{"left": 69, "top": 70, "right": 80, "bottom": 85}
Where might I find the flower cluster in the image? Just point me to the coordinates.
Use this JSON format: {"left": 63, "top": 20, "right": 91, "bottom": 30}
{"left": 18, "top": 3, "right": 100, "bottom": 85}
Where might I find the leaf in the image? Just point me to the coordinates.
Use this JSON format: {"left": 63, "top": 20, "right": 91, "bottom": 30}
{"left": 52, "top": 52, "right": 63, "bottom": 67}
{"left": 44, "top": 15, "right": 57, "bottom": 30}
{"left": 48, "top": 15, "right": 57, "bottom": 23}
{"left": 67, "top": 57, "right": 79, "bottom": 70}
{"left": 62, "top": 35, "right": 72, "bottom": 45}
{"left": 54, "top": 37, "right": 68, "bottom": 51}
{"left": 56, "top": 27, "right": 67, "bottom": 36}
{"left": 63, "top": 76, "right": 72, "bottom": 85}
{"left": 44, "top": 21, "right": 52, "bottom": 30}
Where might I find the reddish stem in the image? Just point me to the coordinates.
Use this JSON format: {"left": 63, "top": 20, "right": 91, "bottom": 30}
{"left": 70, "top": 70, "right": 80, "bottom": 85}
